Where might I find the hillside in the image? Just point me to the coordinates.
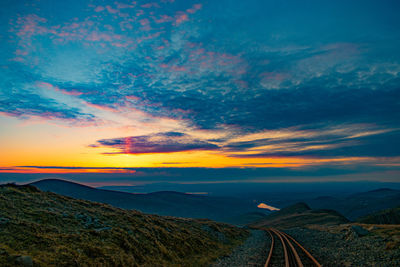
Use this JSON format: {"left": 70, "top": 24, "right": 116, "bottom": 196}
{"left": 227, "top": 212, "right": 269, "bottom": 225}
{"left": 0, "top": 184, "right": 248, "bottom": 266}
{"left": 357, "top": 205, "right": 400, "bottom": 224}
{"left": 306, "top": 188, "right": 400, "bottom": 220}
{"left": 251, "top": 202, "right": 349, "bottom": 229}
{"left": 30, "top": 179, "right": 258, "bottom": 223}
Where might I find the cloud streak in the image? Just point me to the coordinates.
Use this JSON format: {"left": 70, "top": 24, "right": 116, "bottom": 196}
{"left": 93, "top": 132, "right": 219, "bottom": 154}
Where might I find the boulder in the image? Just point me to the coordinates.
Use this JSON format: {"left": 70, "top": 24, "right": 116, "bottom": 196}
{"left": 15, "top": 255, "right": 33, "bottom": 267}
{"left": 351, "top": 225, "right": 369, "bottom": 237}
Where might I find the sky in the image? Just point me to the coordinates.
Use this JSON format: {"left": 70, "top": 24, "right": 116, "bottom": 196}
{"left": 1, "top": 0, "right": 400, "bottom": 186}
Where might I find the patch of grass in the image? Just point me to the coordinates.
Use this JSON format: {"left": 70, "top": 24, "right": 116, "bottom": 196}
{"left": 0, "top": 184, "right": 248, "bottom": 266}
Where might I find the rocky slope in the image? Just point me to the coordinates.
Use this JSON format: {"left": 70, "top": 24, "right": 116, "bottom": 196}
{"left": 0, "top": 183, "right": 248, "bottom": 266}
{"left": 285, "top": 224, "right": 400, "bottom": 266}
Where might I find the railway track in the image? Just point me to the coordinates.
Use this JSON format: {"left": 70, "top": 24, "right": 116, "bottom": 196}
{"left": 264, "top": 228, "right": 322, "bottom": 267}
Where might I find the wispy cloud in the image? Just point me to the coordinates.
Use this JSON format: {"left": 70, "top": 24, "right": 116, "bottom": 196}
{"left": 224, "top": 124, "right": 399, "bottom": 158}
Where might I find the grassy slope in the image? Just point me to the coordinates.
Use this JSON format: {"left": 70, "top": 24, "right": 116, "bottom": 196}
{"left": 0, "top": 184, "right": 248, "bottom": 267}
{"left": 357, "top": 205, "right": 400, "bottom": 224}
{"left": 30, "top": 179, "right": 259, "bottom": 223}
{"left": 251, "top": 202, "right": 349, "bottom": 229}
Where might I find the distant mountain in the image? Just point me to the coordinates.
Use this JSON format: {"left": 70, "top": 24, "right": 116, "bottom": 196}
{"left": 306, "top": 188, "right": 400, "bottom": 220}
{"left": 251, "top": 202, "right": 348, "bottom": 229}
{"left": 30, "top": 179, "right": 259, "bottom": 223}
{"left": 357, "top": 205, "right": 400, "bottom": 224}
{"left": 0, "top": 183, "right": 247, "bottom": 266}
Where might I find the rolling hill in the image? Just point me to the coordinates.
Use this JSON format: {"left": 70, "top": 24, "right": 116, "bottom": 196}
{"left": 306, "top": 188, "right": 400, "bottom": 220}
{"left": 0, "top": 183, "right": 248, "bottom": 266}
{"left": 357, "top": 205, "right": 400, "bottom": 224}
{"left": 29, "top": 179, "right": 259, "bottom": 223}
{"left": 251, "top": 202, "right": 349, "bottom": 229}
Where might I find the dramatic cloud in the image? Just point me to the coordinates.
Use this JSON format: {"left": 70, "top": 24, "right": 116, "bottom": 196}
{"left": 0, "top": 0, "right": 400, "bottom": 173}
{"left": 93, "top": 132, "right": 219, "bottom": 154}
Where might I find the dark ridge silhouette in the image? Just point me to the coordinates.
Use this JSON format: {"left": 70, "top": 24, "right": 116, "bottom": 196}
{"left": 29, "top": 179, "right": 259, "bottom": 223}
{"left": 306, "top": 188, "right": 400, "bottom": 220}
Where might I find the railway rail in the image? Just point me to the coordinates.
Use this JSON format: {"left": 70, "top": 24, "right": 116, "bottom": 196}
{"left": 264, "top": 228, "right": 322, "bottom": 267}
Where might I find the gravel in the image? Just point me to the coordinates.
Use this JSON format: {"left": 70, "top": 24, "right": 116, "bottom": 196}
{"left": 285, "top": 226, "right": 400, "bottom": 267}
{"left": 212, "top": 230, "right": 270, "bottom": 267}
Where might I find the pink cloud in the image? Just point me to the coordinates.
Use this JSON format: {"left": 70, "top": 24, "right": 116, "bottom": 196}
{"left": 141, "top": 3, "right": 160, "bottom": 8}
{"left": 85, "top": 32, "right": 123, "bottom": 43}
{"left": 105, "top": 5, "right": 119, "bottom": 14}
{"left": 15, "top": 14, "right": 48, "bottom": 39}
{"left": 36, "top": 81, "right": 83, "bottom": 96}
{"left": 94, "top": 6, "right": 105, "bottom": 12}
{"left": 119, "top": 21, "right": 133, "bottom": 31}
{"left": 86, "top": 32, "right": 111, "bottom": 41}
{"left": 175, "top": 13, "right": 188, "bottom": 25}
{"left": 154, "top": 15, "right": 173, "bottom": 24}
{"left": 142, "top": 31, "right": 162, "bottom": 40}
{"left": 184, "top": 43, "right": 247, "bottom": 76}
{"left": 126, "top": 95, "right": 141, "bottom": 101}
{"left": 15, "top": 49, "right": 28, "bottom": 56}
{"left": 160, "top": 63, "right": 186, "bottom": 72}
{"left": 136, "top": 10, "right": 144, "bottom": 16}
{"left": 118, "top": 12, "right": 129, "bottom": 18}
{"left": 116, "top": 2, "right": 136, "bottom": 9}
{"left": 187, "top": 3, "right": 202, "bottom": 14}
{"left": 85, "top": 102, "right": 118, "bottom": 113}
{"left": 111, "top": 42, "right": 129, "bottom": 48}
{"left": 140, "top": 18, "right": 150, "bottom": 26}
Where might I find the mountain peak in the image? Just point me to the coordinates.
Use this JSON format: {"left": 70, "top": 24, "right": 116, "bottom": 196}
{"left": 30, "top": 178, "right": 91, "bottom": 188}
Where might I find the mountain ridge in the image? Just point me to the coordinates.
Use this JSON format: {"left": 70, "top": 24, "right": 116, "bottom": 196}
{"left": 306, "top": 188, "right": 400, "bottom": 220}
{"left": 29, "top": 178, "right": 259, "bottom": 223}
